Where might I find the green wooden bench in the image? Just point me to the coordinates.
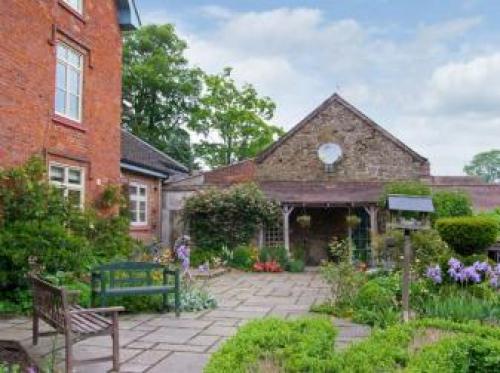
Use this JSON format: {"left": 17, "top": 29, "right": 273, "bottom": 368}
{"left": 91, "top": 262, "right": 180, "bottom": 316}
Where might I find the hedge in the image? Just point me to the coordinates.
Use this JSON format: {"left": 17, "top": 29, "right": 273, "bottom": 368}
{"left": 435, "top": 216, "right": 498, "bottom": 256}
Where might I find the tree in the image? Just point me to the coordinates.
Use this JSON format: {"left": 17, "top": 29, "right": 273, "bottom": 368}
{"left": 122, "top": 24, "right": 203, "bottom": 168}
{"left": 464, "top": 149, "right": 500, "bottom": 183}
{"left": 192, "top": 68, "right": 284, "bottom": 168}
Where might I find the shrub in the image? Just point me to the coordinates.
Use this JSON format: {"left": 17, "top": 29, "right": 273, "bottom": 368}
{"left": 435, "top": 216, "right": 498, "bottom": 255}
{"left": 432, "top": 190, "right": 472, "bottom": 222}
{"left": 230, "top": 246, "right": 255, "bottom": 270}
{"left": 183, "top": 183, "right": 279, "bottom": 250}
{"left": 411, "top": 229, "right": 451, "bottom": 274}
{"left": 190, "top": 248, "right": 221, "bottom": 267}
{"left": 259, "top": 245, "right": 289, "bottom": 268}
{"left": 205, "top": 317, "right": 337, "bottom": 373}
{"left": 287, "top": 259, "right": 305, "bottom": 273}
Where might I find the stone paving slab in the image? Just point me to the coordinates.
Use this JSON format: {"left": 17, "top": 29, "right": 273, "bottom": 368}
{"left": 0, "top": 269, "right": 370, "bottom": 372}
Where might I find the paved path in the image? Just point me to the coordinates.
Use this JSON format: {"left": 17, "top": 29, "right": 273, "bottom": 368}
{"left": 0, "top": 269, "right": 370, "bottom": 372}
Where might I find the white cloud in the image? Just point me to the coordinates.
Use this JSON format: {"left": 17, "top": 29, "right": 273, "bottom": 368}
{"left": 423, "top": 53, "right": 500, "bottom": 116}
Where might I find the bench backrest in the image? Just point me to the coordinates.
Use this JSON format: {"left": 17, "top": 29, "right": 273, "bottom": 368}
{"left": 92, "top": 262, "right": 167, "bottom": 289}
{"left": 30, "top": 275, "right": 70, "bottom": 330}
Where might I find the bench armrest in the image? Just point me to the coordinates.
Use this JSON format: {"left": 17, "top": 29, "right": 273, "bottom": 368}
{"left": 163, "top": 268, "right": 179, "bottom": 276}
{"left": 70, "top": 306, "right": 125, "bottom": 314}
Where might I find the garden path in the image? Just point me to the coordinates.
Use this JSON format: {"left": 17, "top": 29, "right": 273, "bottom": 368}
{"left": 0, "top": 269, "right": 370, "bottom": 372}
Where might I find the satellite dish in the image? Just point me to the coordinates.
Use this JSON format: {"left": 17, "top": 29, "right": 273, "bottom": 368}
{"left": 318, "top": 143, "right": 342, "bottom": 165}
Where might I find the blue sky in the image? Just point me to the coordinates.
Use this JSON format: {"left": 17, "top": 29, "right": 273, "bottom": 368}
{"left": 136, "top": 0, "right": 500, "bottom": 175}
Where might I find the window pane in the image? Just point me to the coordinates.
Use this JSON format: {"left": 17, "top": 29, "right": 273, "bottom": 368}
{"left": 68, "top": 94, "right": 79, "bottom": 119}
{"left": 68, "top": 169, "right": 82, "bottom": 184}
{"left": 67, "top": 48, "right": 81, "bottom": 67}
{"left": 57, "top": 44, "right": 67, "bottom": 60}
{"left": 56, "top": 63, "right": 66, "bottom": 89}
{"left": 68, "top": 189, "right": 81, "bottom": 206}
{"left": 68, "top": 69, "right": 80, "bottom": 95}
{"left": 139, "top": 201, "right": 146, "bottom": 212}
{"left": 139, "top": 212, "right": 146, "bottom": 222}
{"left": 139, "top": 187, "right": 146, "bottom": 197}
{"left": 55, "top": 89, "right": 66, "bottom": 114}
{"left": 129, "top": 185, "right": 137, "bottom": 196}
{"left": 50, "top": 166, "right": 64, "bottom": 182}
{"left": 129, "top": 201, "right": 137, "bottom": 222}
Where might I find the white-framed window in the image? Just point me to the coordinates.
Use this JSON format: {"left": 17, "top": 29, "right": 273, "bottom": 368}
{"left": 55, "top": 43, "right": 83, "bottom": 122}
{"left": 49, "top": 163, "right": 85, "bottom": 208}
{"left": 129, "top": 183, "right": 148, "bottom": 226}
{"left": 63, "top": 0, "right": 83, "bottom": 14}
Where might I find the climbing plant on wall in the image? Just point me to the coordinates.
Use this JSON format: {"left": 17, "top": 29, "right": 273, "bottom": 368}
{"left": 183, "top": 183, "right": 280, "bottom": 251}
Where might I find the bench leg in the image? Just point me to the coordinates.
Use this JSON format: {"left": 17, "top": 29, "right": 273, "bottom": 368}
{"left": 175, "top": 289, "right": 180, "bottom": 317}
{"left": 162, "top": 292, "right": 168, "bottom": 313}
{"left": 65, "top": 333, "right": 73, "bottom": 373}
{"left": 32, "top": 312, "right": 39, "bottom": 345}
{"left": 112, "top": 312, "right": 120, "bottom": 372}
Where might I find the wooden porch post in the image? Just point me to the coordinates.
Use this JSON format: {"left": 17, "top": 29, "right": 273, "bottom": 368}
{"left": 282, "top": 205, "right": 294, "bottom": 255}
{"left": 364, "top": 205, "right": 379, "bottom": 236}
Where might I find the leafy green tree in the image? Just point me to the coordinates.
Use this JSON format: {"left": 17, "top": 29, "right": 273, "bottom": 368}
{"left": 192, "top": 68, "right": 284, "bottom": 168}
{"left": 464, "top": 149, "right": 500, "bottom": 183}
{"left": 122, "top": 24, "right": 203, "bottom": 168}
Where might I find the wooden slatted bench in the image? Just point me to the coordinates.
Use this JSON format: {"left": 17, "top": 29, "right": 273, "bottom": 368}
{"left": 30, "top": 274, "right": 124, "bottom": 372}
{"left": 91, "top": 262, "right": 180, "bottom": 316}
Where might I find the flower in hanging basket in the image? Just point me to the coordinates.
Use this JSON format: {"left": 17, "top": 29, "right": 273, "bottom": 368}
{"left": 346, "top": 215, "right": 361, "bottom": 228}
{"left": 296, "top": 214, "right": 311, "bottom": 228}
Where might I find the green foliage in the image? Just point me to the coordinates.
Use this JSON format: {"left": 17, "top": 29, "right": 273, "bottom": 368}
{"left": 205, "top": 317, "right": 337, "bottom": 373}
{"left": 415, "top": 293, "right": 500, "bottom": 323}
{"left": 431, "top": 190, "right": 472, "bottom": 223}
{"left": 190, "top": 248, "right": 222, "bottom": 267}
{"left": 352, "top": 274, "right": 401, "bottom": 327}
{"left": 192, "top": 67, "right": 283, "bottom": 168}
{"left": 179, "top": 286, "right": 217, "bottom": 312}
{"left": 183, "top": 183, "right": 279, "bottom": 250}
{"left": 259, "top": 245, "right": 289, "bottom": 268}
{"left": 411, "top": 229, "right": 451, "bottom": 273}
{"left": 435, "top": 216, "right": 498, "bottom": 255}
{"left": 122, "top": 24, "right": 203, "bottom": 167}
{"left": 407, "top": 335, "right": 500, "bottom": 372}
{"left": 286, "top": 259, "right": 305, "bottom": 273}
{"left": 0, "top": 158, "right": 138, "bottom": 312}
{"left": 464, "top": 149, "right": 500, "bottom": 183}
{"left": 379, "top": 181, "right": 431, "bottom": 207}
{"left": 230, "top": 246, "right": 255, "bottom": 270}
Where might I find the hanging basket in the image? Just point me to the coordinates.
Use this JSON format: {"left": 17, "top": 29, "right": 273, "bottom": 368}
{"left": 297, "top": 214, "right": 311, "bottom": 228}
{"left": 346, "top": 215, "right": 361, "bottom": 229}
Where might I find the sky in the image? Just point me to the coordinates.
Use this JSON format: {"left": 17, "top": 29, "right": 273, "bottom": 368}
{"left": 135, "top": 0, "right": 500, "bottom": 175}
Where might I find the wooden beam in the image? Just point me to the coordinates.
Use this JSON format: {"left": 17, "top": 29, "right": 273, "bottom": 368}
{"left": 282, "top": 205, "right": 294, "bottom": 255}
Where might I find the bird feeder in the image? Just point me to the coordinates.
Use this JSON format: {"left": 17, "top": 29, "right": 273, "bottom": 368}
{"left": 387, "top": 194, "right": 434, "bottom": 322}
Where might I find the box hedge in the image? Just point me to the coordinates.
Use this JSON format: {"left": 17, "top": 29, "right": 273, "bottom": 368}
{"left": 435, "top": 216, "right": 498, "bottom": 256}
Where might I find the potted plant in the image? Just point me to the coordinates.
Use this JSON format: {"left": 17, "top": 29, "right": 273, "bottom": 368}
{"left": 297, "top": 214, "right": 311, "bottom": 228}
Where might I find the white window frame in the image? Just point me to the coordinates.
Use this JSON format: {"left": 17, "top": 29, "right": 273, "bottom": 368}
{"left": 55, "top": 42, "right": 83, "bottom": 122}
{"left": 63, "top": 0, "right": 83, "bottom": 14}
{"left": 49, "top": 162, "right": 85, "bottom": 208}
{"left": 129, "top": 182, "right": 148, "bottom": 226}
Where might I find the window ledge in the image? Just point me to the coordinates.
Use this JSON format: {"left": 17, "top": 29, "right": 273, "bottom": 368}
{"left": 58, "top": 1, "right": 86, "bottom": 24}
{"left": 130, "top": 225, "right": 151, "bottom": 232}
{"left": 52, "top": 114, "right": 86, "bottom": 132}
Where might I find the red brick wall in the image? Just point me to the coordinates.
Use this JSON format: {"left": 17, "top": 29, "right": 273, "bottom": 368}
{"left": 0, "top": 0, "right": 123, "bottom": 204}
{"left": 204, "top": 160, "right": 257, "bottom": 185}
{"left": 121, "top": 170, "right": 162, "bottom": 243}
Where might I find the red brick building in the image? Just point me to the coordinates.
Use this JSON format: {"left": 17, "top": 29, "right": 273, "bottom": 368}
{"left": 0, "top": 0, "right": 135, "bottom": 207}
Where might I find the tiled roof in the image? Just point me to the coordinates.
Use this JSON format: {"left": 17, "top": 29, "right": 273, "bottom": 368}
{"left": 121, "top": 129, "right": 189, "bottom": 176}
{"left": 258, "top": 181, "right": 384, "bottom": 205}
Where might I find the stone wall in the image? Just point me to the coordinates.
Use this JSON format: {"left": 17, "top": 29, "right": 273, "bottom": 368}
{"left": 256, "top": 98, "right": 429, "bottom": 182}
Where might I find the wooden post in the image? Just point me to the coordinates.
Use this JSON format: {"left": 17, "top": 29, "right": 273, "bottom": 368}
{"left": 258, "top": 225, "right": 264, "bottom": 249}
{"left": 364, "top": 206, "right": 379, "bottom": 265}
{"left": 282, "top": 205, "right": 294, "bottom": 255}
{"left": 402, "top": 229, "right": 411, "bottom": 322}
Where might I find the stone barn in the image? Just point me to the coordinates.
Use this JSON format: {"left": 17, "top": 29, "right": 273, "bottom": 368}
{"left": 163, "top": 93, "right": 500, "bottom": 264}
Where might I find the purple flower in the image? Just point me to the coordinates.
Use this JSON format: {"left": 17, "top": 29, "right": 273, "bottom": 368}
{"left": 448, "top": 257, "right": 462, "bottom": 271}
{"left": 473, "top": 261, "right": 491, "bottom": 273}
{"left": 425, "top": 265, "right": 442, "bottom": 284}
{"left": 462, "top": 266, "right": 482, "bottom": 283}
